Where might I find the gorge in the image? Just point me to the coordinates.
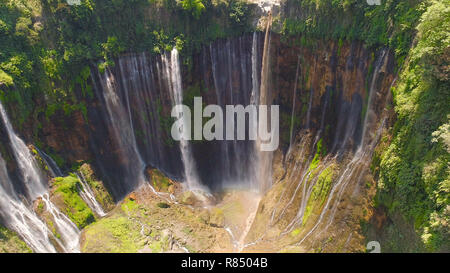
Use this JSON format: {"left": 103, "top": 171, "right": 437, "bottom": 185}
{"left": 0, "top": 0, "right": 448, "bottom": 253}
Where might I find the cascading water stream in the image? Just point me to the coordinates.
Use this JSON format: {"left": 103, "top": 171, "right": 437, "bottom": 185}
{"left": 282, "top": 158, "right": 334, "bottom": 234}
{"left": 305, "top": 87, "right": 314, "bottom": 129}
{"left": 34, "top": 147, "right": 64, "bottom": 178}
{"left": 92, "top": 60, "right": 182, "bottom": 201}
{"left": 289, "top": 56, "right": 301, "bottom": 151}
{"left": 269, "top": 138, "right": 309, "bottom": 224}
{"left": 36, "top": 142, "right": 106, "bottom": 218}
{"left": 40, "top": 194, "right": 80, "bottom": 252}
{"left": 77, "top": 172, "right": 106, "bottom": 217}
{"left": 162, "top": 49, "right": 204, "bottom": 192}
{"left": 360, "top": 49, "right": 388, "bottom": 148}
{"left": 256, "top": 11, "right": 273, "bottom": 193}
{"left": 0, "top": 103, "right": 46, "bottom": 200}
{"left": 92, "top": 68, "right": 147, "bottom": 191}
{"left": 210, "top": 43, "right": 232, "bottom": 186}
{"left": 250, "top": 33, "right": 260, "bottom": 107}
{"left": 0, "top": 101, "right": 80, "bottom": 252}
{"left": 33, "top": 148, "right": 106, "bottom": 217}
{"left": 0, "top": 154, "right": 56, "bottom": 253}
{"left": 231, "top": 15, "right": 273, "bottom": 251}
{"left": 296, "top": 49, "right": 390, "bottom": 246}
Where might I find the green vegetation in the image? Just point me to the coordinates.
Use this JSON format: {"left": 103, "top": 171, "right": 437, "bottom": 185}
{"left": 81, "top": 213, "right": 144, "bottom": 253}
{"left": 302, "top": 164, "right": 335, "bottom": 224}
{"left": 375, "top": 0, "right": 449, "bottom": 252}
{"left": 279, "top": 0, "right": 426, "bottom": 67}
{"left": 0, "top": 69, "right": 13, "bottom": 86}
{"left": 36, "top": 199, "right": 45, "bottom": 214}
{"left": 149, "top": 168, "right": 172, "bottom": 192}
{"left": 0, "top": 0, "right": 448, "bottom": 253}
{"left": 0, "top": 0, "right": 43, "bottom": 124}
{"left": 34, "top": 197, "right": 61, "bottom": 239}
{"left": 309, "top": 138, "right": 326, "bottom": 172}
{"left": 121, "top": 198, "right": 139, "bottom": 214}
{"left": 82, "top": 198, "right": 152, "bottom": 253}
{"left": 0, "top": 0, "right": 256, "bottom": 136}
{"left": 81, "top": 198, "right": 170, "bottom": 252}
{"left": 290, "top": 228, "right": 301, "bottom": 237}
{"left": 79, "top": 163, "right": 115, "bottom": 211}
{"left": 0, "top": 225, "right": 32, "bottom": 253}
{"left": 30, "top": 145, "right": 49, "bottom": 173}
{"left": 52, "top": 174, "right": 95, "bottom": 228}
{"left": 180, "top": 0, "right": 206, "bottom": 19}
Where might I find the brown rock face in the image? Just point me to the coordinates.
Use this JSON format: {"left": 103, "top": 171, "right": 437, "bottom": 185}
{"left": 41, "top": 110, "right": 91, "bottom": 164}
{"left": 128, "top": 192, "right": 137, "bottom": 201}
{"left": 2, "top": 34, "right": 396, "bottom": 248}
{"left": 240, "top": 37, "right": 396, "bottom": 253}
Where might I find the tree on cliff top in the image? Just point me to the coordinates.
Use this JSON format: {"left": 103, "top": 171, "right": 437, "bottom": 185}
{"left": 179, "top": 0, "right": 206, "bottom": 19}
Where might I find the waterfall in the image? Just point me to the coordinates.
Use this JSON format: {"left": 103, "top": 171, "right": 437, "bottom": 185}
{"left": 0, "top": 101, "right": 80, "bottom": 252}
{"left": 37, "top": 144, "right": 106, "bottom": 217}
{"left": 0, "top": 103, "right": 47, "bottom": 200}
{"left": 34, "top": 147, "right": 64, "bottom": 177}
{"left": 204, "top": 33, "right": 262, "bottom": 190}
{"left": 85, "top": 33, "right": 267, "bottom": 194}
{"left": 91, "top": 67, "right": 147, "bottom": 192}
{"left": 296, "top": 49, "right": 390, "bottom": 245}
{"left": 210, "top": 44, "right": 227, "bottom": 184}
{"left": 259, "top": 14, "right": 272, "bottom": 108}
{"left": 251, "top": 32, "right": 260, "bottom": 107}
{"left": 34, "top": 147, "right": 104, "bottom": 218}
{"left": 0, "top": 154, "right": 56, "bottom": 253}
{"left": 305, "top": 58, "right": 317, "bottom": 130}
{"left": 256, "top": 12, "right": 273, "bottom": 192}
{"left": 360, "top": 49, "right": 388, "bottom": 149}
{"left": 40, "top": 194, "right": 80, "bottom": 253}
{"left": 289, "top": 56, "right": 301, "bottom": 149}
{"left": 305, "top": 87, "right": 314, "bottom": 129}
{"left": 210, "top": 42, "right": 232, "bottom": 185}
{"left": 249, "top": 32, "right": 262, "bottom": 190}
{"left": 77, "top": 172, "right": 106, "bottom": 217}
{"left": 163, "top": 49, "right": 203, "bottom": 191}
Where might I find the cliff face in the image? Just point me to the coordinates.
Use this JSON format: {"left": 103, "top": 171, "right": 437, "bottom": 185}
{"left": 242, "top": 37, "right": 396, "bottom": 253}
{"left": 1, "top": 0, "right": 446, "bottom": 253}
{"left": 0, "top": 27, "right": 398, "bottom": 252}
{"left": 11, "top": 33, "right": 392, "bottom": 193}
{"left": 2, "top": 32, "right": 394, "bottom": 196}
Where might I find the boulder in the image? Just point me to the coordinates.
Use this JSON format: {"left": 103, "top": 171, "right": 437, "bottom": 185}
{"left": 128, "top": 192, "right": 137, "bottom": 201}
{"left": 180, "top": 191, "right": 198, "bottom": 206}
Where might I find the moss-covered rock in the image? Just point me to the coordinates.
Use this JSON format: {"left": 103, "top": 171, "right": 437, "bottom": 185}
{"left": 146, "top": 167, "right": 173, "bottom": 193}
{"left": 0, "top": 225, "right": 32, "bottom": 253}
{"left": 81, "top": 198, "right": 169, "bottom": 253}
{"left": 80, "top": 189, "right": 232, "bottom": 253}
{"left": 51, "top": 174, "right": 95, "bottom": 229}
{"left": 34, "top": 197, "right": 61, "bottom": 242}
{"left": 79, "top": 163, "right": 114, "bottom": 212}
{"left": 180, "top": 191, "right": 198, "bottom": 206}
{"left": 302, "top": 164, "right": 336, "bottom": 224}
{"left": 81, "top": 211, "right": 144, "bottom": 253}
{"left": 30, "top": 145, "right": 51, "bottom": 177}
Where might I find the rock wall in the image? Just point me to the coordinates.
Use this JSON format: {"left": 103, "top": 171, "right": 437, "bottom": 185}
{"left": 1, "top": 32, "right": 395, "bottom": 201}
